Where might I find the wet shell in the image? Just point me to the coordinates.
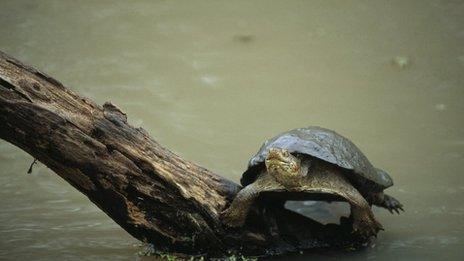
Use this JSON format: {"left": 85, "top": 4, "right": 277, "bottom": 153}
{"left": 241, "top": 126, "right": 393, "bottom": 189}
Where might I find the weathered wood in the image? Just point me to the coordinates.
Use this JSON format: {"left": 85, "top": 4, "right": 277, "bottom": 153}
{"left": 0, "top": 51, "right": 365, "bottom": 258}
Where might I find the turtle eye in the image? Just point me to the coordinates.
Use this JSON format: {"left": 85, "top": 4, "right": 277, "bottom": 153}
{"left": 293, "top": 164, "right": 300, "bottom": 172}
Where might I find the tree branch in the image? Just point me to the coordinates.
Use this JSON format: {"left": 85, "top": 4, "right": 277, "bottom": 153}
{"left": 0, "top": 51, "right": 364, "bottom": 258}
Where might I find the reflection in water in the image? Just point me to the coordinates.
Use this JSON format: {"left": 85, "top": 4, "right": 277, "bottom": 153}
{"left": 0, "top": 0, "right": 463, "bottom": 260}
{"left": 391, "top": 56, "right": 411, "bottom": 69}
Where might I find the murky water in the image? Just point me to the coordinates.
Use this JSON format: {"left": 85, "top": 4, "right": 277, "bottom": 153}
{"left": 1, "top": 0, "right": 463, "bottom": 260}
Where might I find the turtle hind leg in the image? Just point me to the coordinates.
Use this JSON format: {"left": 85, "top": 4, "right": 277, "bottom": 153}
{"left": 371, "top": 192, "right": 404, "bottom": 214}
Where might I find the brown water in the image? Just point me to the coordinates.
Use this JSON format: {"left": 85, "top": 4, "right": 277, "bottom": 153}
{"left": 1, "top": 0, "right": 463, "bottom": 260}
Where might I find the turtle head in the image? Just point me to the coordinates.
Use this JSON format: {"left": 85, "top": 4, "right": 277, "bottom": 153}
{"left": 265, "top": 148, "right": 302, "bottom": 177}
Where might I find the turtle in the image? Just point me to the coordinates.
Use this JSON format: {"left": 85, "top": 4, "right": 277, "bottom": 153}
{"left": 221, "top": 126, "right": 403, "bottom": 238}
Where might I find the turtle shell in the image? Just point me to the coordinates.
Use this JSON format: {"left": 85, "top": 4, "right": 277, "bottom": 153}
{"left": 241, "top": 126, "right": 393, "bottom": 189}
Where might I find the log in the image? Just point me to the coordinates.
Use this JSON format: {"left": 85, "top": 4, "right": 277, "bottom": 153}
{"left": 0, "top": 51, "right": 365, "bottom": 258}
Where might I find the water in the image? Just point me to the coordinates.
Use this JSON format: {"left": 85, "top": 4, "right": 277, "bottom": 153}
{"left": 0, "top": 0, "right": 463, "bottom": 260}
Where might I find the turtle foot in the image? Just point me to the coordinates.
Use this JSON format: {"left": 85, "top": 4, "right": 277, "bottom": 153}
{"left": 221, "top": 207, "right": 246, "bottom": 228}
{"left": 383, "top": 194, "right": 404, "bottom": 214}
{"left": 351, "top": 211, "right": 384, "bottom": 239}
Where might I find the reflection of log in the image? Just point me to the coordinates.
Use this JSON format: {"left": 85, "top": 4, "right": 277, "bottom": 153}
{"left": 0, "top": 51, "right": 365, "bottom": 257}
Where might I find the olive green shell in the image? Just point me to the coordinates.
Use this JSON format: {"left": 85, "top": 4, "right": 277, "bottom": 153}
{"left": 241, "top": 126, "right": 393, "bottom": 190}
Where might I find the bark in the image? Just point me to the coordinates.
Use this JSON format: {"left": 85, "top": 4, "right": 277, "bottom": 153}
{"left": 0, "top": 51, "right": 365, "bottom": 258}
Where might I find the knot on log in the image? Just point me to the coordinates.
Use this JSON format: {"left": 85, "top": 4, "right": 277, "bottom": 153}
{"left": 103, "top": 101, "right": 128, "bottom": 124}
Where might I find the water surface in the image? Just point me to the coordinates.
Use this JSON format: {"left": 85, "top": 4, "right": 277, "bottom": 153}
{"left": 0, "top": 0, "right": 463, "bottom": 260}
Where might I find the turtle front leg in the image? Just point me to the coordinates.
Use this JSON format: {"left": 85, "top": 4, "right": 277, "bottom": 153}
{"left": 350, "top": 205, "right": 384, "bottom": 239}
{"left": 221, "top": 173, "right": 281, "bottom": 227}
{"left": 221, "top": 182, "right": 260, "bottom": 227}
{"left": 371, "top": 192, "right": 404, "bottom": 214}
{"left": 343, "top": 191, "right": 384, "bottom": 239}
{"left": 297, "top": 167, "right": 384, "bottom": 239}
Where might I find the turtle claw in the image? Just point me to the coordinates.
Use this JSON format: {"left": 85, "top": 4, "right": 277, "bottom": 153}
{"left": 351, "top": 211, "right": 384, "bottom": 239}
{"left": 383, "top": 194, "right": 404, "bottom": 214}
{"left": 352, "top": 220, "right": 384, "bottom": 239}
